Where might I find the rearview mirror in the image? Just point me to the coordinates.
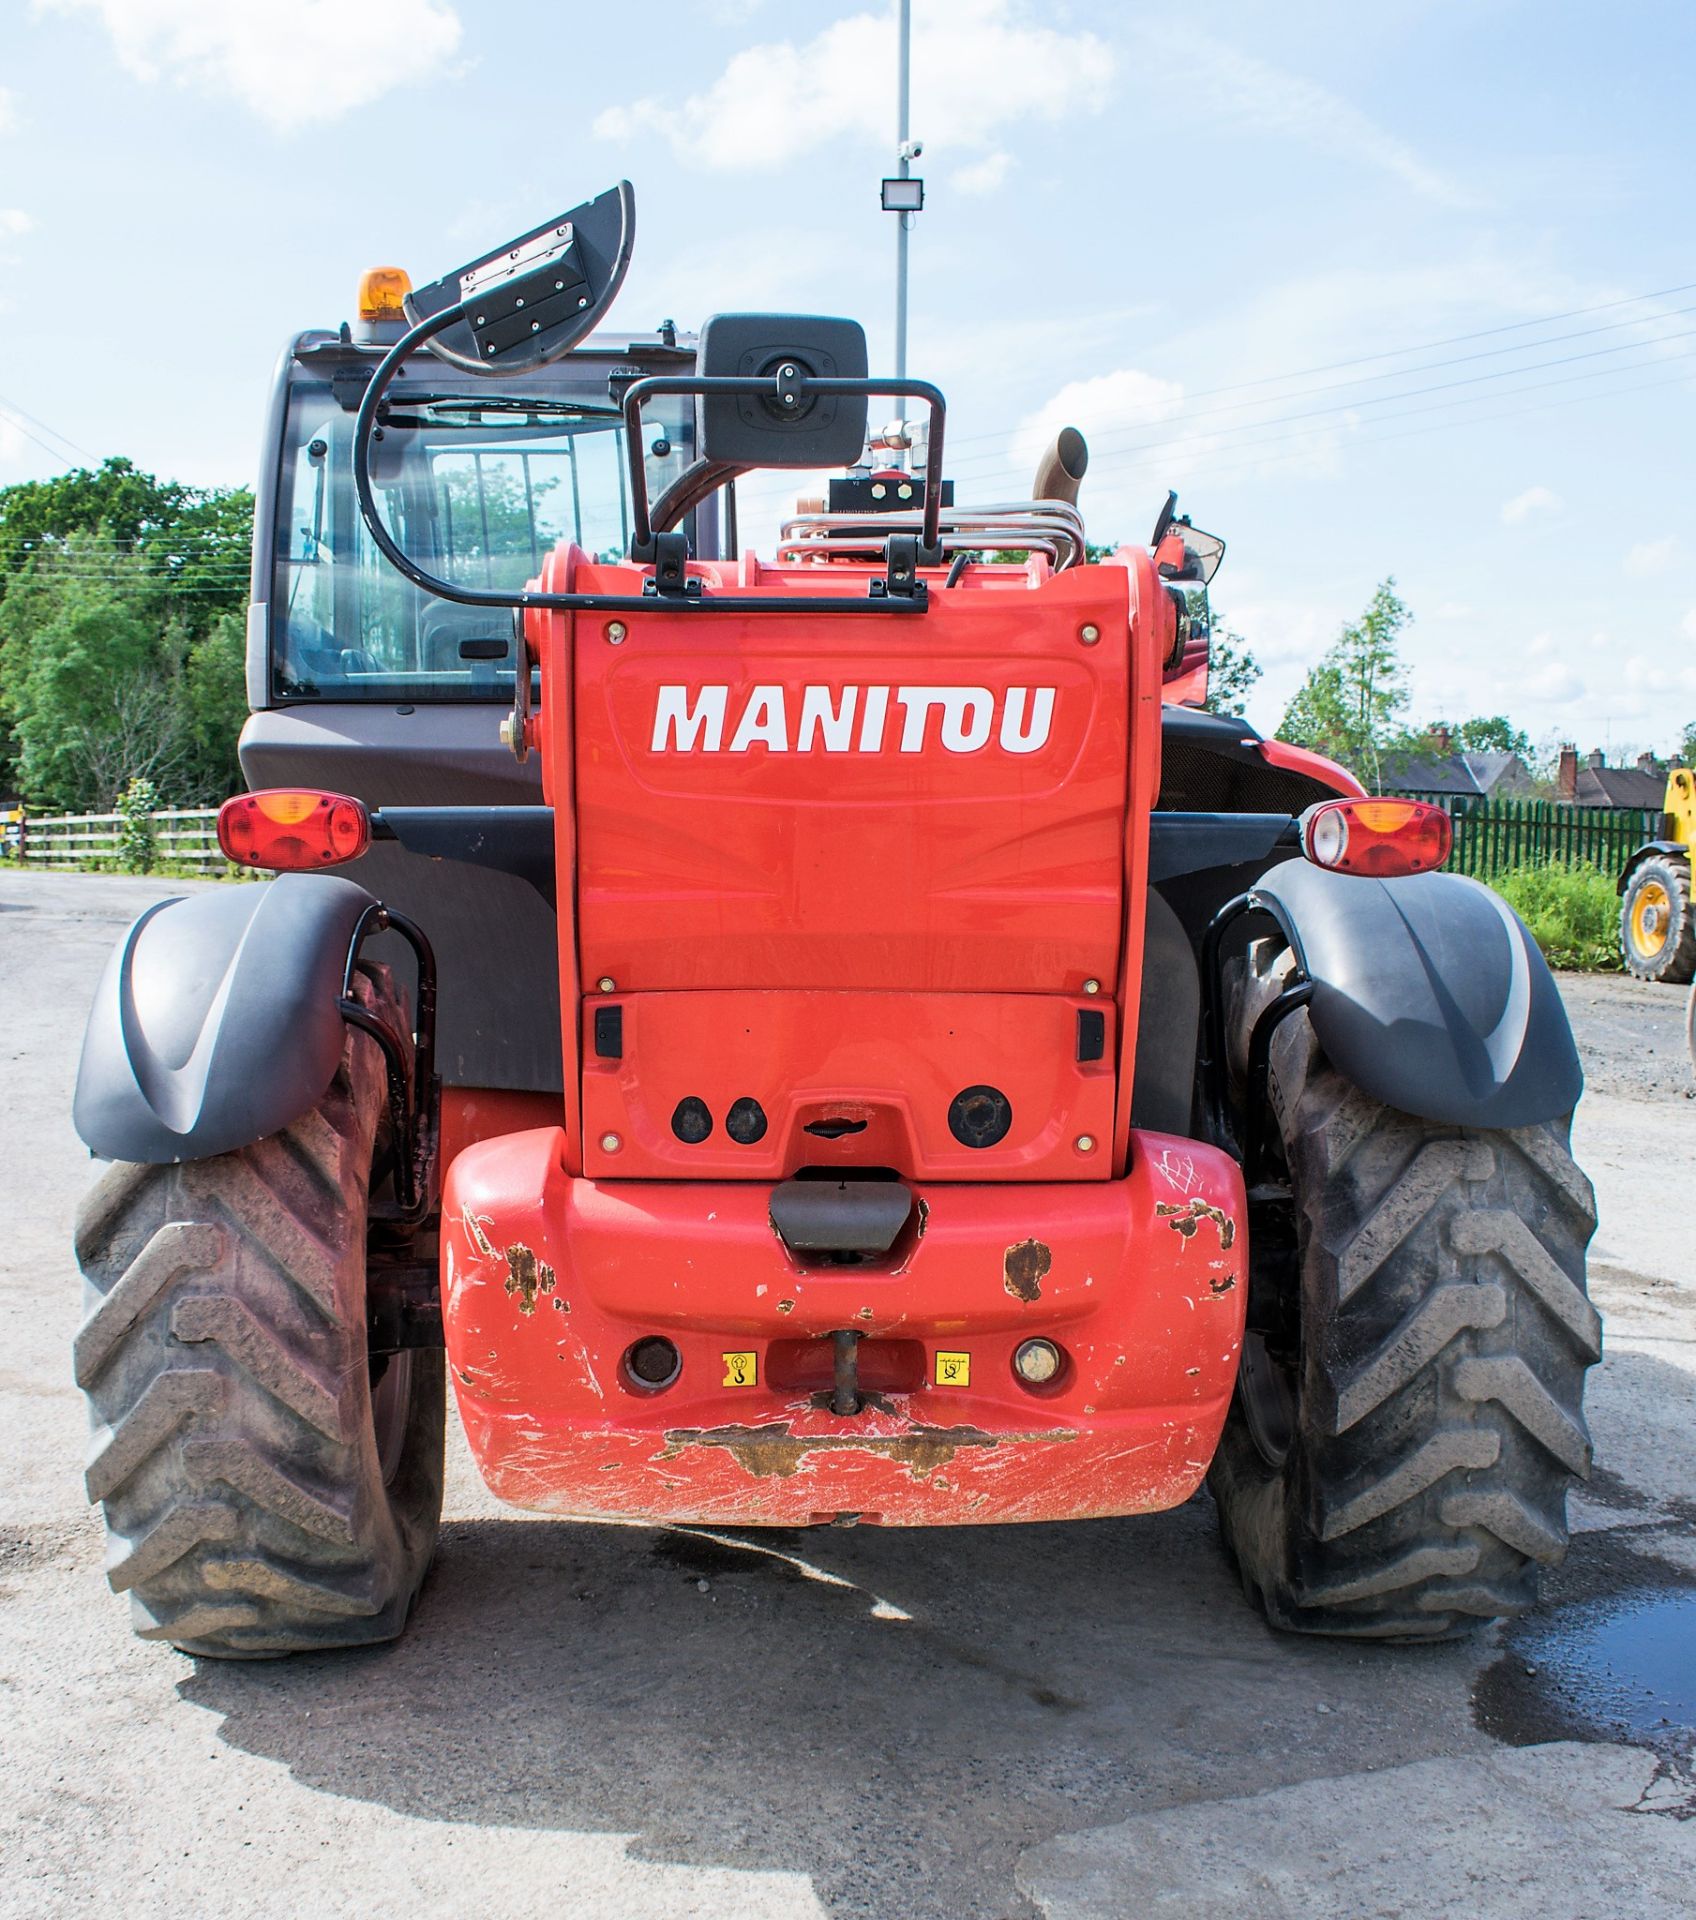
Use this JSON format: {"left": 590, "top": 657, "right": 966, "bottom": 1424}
{"left": 696, "top": 313, "right": 869, "bottom": 468}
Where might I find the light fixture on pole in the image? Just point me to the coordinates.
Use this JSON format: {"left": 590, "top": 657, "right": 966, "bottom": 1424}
{"left": 883, "top": 0, "right": 922, "bottom": 388}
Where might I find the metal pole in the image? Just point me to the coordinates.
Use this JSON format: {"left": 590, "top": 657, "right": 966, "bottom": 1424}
{"left": 894, "top": 0, "right": 911, "bottom": 384}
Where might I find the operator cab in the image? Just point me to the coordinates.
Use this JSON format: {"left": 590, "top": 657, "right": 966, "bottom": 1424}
{"left": 241, "top": 201, "right": 728, "bottom": 1095}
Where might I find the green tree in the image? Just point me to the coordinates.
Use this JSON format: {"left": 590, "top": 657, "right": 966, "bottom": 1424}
{"left": 182, "top": 611, "right": 248, "bottom": 800}
{"left": 1676, "top": 722, "right": 1696, "bottom": 768}
{"left": 0, "top": 459, "right": 252, "bottom": 803}
{"left": 1203, "top": 616, "right": 1261, "bottom": 718}
{"left": 0, "top": 536, "right": 187, "bottom": 809}
{"left": 1279, "top": 579, "right": 1412, "bottom": 787}
{"left": 1449, "top": 715, "right": 1532, "bottom": 759}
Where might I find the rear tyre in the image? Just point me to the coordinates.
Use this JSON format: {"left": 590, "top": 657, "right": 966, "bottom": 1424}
{"left": 72, "top": 968, "right": 445, "bottom": 1657}
{"left": 1209, "top": 984, "right": 1600, "bottom": 1640}
{"left": 1620, "top": 854, "right": 1696, "bottom": 983}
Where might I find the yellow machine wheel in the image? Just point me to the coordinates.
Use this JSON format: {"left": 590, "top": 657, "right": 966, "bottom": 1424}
{"left": 1621, "top": 855, "right": 1696, "bottom": 983}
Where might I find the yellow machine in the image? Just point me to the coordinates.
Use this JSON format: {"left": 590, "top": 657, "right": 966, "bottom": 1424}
{"left": 1620, "top": 767, "right": 1696, "bottom": 981}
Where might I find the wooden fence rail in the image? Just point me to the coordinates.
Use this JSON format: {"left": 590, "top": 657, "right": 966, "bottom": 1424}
{"left": 11, "top": 806, "right": 231, "bottom": 870}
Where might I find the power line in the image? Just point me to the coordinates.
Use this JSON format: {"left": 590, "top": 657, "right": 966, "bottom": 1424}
{"left": 0, "top": 392, "right": 95, "bottom": 462}
{"left": 973, "top": 358, "right": 1696, "bottom": 505}
{"left": 947, "top": 331, "right": 1696, "bottom": 482}
{"left": 942, "top": 274, "right": 1696, "bottom": 456}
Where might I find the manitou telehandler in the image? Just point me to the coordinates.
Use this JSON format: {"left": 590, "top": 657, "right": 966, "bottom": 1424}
{"left": 71, "top": 184, "right": 1598, "bottom": 1656}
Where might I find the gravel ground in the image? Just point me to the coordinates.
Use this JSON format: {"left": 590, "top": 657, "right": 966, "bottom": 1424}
{"left": 2, "top": 870, "right": 1692, "bottom": 1920}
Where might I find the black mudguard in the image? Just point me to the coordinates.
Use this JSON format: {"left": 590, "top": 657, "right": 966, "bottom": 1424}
{"left": 1251, "top": 860, "right": 1581, "bottom": 1128}
{"left": 73, "top": 874, "right": 378, "bottom": 1163}
{"left": 1616, "top": 840, "right": 1685, "bottom": 893}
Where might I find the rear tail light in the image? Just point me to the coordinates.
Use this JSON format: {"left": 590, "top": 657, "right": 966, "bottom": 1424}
{"left": 1298, "top": 798, "right": 1452, "bottom": 877}
{"left": 217, "top": 789, "right": 371, "bottom": 870}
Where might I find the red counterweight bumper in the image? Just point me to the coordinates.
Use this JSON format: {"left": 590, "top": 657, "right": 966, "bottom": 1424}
{"left": 442, "top": 1129, "right": 1247, "bottom": 1527}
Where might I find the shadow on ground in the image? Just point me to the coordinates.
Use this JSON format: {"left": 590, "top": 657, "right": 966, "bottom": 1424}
{"left": 180, "top": 1494, "right": 1487, "bottom": 1920}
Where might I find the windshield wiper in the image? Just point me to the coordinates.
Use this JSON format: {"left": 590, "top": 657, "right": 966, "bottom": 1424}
{"left": 383, "top": 392, "right": 621, "bottom": 424}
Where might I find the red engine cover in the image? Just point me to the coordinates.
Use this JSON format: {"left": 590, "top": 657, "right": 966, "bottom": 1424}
{"left": 530, "top": 548, "right": 1169, "bottom": 1179}
{"left": 566, "top": 559, "right": 1131, "bottom": 994}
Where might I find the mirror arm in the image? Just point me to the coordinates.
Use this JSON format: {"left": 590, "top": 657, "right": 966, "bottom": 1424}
{"left": 620, "top": 374, "right": 948, "bottom": 564}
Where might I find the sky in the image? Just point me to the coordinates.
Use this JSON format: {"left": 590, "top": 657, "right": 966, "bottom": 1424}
{"left": 2, "top": 0, "right": 1694, "bottom": 754}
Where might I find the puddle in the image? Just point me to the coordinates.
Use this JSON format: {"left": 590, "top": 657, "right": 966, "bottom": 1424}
{"left": 1477, "top": 1585, "right": 1696, "bottom": 1751}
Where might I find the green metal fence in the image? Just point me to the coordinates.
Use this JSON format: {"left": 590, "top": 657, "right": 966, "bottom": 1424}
{"left": 1419, "top": 797, "right": 1661, "bottom": 881}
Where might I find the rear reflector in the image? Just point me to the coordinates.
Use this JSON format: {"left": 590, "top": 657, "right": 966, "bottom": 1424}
{"left": 217, "top": 789, "right": 371, "bottom": 870}
{"left": 1298, "top": 798, "right": 1452, "bottom": 877}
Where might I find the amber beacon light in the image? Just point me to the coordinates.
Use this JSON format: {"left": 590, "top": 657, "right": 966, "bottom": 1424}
{"left": 1297, "top": 798, "right": 1453, "bottom": 877}
{"left": 356, "top": 266, "right": 412, "bottom": 324}
{"left": 217, "top": 790, "right": 371, "bottom": 871}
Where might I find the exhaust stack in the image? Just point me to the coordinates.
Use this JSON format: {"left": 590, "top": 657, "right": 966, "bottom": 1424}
{"left": 1031, "top": 427, "right": 1089, "bottom": 505}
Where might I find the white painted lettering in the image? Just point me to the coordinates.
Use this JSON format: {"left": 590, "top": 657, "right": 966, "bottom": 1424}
{"left": 729, "top": 684, "right": 790, "bottom": 752}
{"left": 999, "top": 686, "right": 1055, "bottom": 754}
{"left": 797, "top": 684, "right": 859, "bottom": 752}
{"left": 651, "top": 684, "right": 727, "bottom": 752}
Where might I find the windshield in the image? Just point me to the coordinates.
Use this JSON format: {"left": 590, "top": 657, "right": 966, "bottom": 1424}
{"left": 271, "top": 362, "right": 696, "bottom": 702}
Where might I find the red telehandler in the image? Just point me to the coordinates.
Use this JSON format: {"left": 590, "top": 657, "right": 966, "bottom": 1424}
{"left": 72, "top": 184, "right": 1597, "bottom": 1655}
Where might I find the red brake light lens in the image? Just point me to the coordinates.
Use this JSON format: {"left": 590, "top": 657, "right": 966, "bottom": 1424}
{"left": 217, "top": 790, "right": 371, "bottom": 870}
{"left": 1297, "top": 798, "right": 1452, "bottom": 877}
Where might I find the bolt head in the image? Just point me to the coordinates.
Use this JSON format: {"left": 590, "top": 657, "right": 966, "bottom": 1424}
{"left": 1080, "top": 623, "right": 1100, "bottom": 645}
{"left": 606, "top": 620, "right": 627, "bottom": 644}
{"left": 1082, "top": 978, "right": 1101, "bottom": 995}
{"left": 596, "top": 976, "right": 616, "bottom": 993}
{"left": 600, "top": 1132, "right": 622, "bottom": 1153}
{"left": 1075, "top": 1134, "right": 1097, "bottom": 1153}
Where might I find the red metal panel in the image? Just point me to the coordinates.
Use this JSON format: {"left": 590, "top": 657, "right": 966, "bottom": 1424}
{"left": 441, "top": 1126, "right": 1247, "bottom": 1527}
{"left": 579, "top": 988, "right": 1116, "bottom": 1181}
{"left": 440, "top": 1087, "right": 563, "bottom": 1173}
{"left": 1259, "top": 736, "right": 1364, "bottom": 798}
{"left": 553, "top": 558, "right": 1131, "bottom": 997}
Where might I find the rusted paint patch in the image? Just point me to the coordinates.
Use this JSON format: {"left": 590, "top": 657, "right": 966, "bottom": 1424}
{"left": 550, "top": 1295, "right": 571, "bottom": 1313}
{"left": 1208, "top": 1274, "right": 1235, "bottom": 1295}
{"left": 1155, "top": 1199, "right": 1236, "bottom": 1251}
{"left": 503, "top": 1242, "right": 557, "bottom": 1315}
{"left": 1003, "top": 1237, "right": 1053, "bottom": 1303}
{"left": 916, "top": 1197, "right": 930, "bottom": 1237}
{"left": 776, "top": 1299, "right": 796, "bottom": 1315}
{"left": 461, "top": 1203, "right": 497, "bottom": 1259}
{"left": 656, "top": 1421, "right": 1078, "bottom": 1481}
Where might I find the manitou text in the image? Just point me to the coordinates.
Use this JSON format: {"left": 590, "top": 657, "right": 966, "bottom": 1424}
{"left": 649, "top": 684, "right": 1058, "bottom": 755}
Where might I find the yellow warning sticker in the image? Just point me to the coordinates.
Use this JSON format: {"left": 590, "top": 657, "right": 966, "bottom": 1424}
{"left": 722, "top": 1351, "right": 757, "bottom": 1388}
{"left": 934, "top": 1350, "right": 971, "bottom": 1387}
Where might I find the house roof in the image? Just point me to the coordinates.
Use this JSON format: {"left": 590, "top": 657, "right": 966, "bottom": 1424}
{"left": 1379, "top": 750, "right": 1530, "bottom": 798}
{"left": 1379, "top": 752, "right": 1479, "bottom": 795}
{"left": 1576, "top": 764, "right": 1666, "bottom": 809}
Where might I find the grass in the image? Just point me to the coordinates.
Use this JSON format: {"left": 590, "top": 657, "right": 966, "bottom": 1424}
{"left": 1488, "top": 859, "right": 1622, "bottom": 972}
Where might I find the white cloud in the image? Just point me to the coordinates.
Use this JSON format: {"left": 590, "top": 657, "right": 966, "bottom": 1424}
{"left": 1525, "top": 660, "right": 1586, "bottom": 704}
{"left": 1682, "top": 609, "right": 1696, "bottom": 642}
{"left": 1012, "top": 366, "right": 1186, "bottom": 493}
{"left": 0, "top": 209, "right": 33, "bottom": 239}
{"left": 1164, "top": 41, "right": 1476, "bottom": 208}
{"left": 1500, "top": 485, "right": 1560, "bottom": 525}
{"left": 1624, "top": 536, "right": 1680, "bottom": 578}
{"left": 0, "top": 87, "right": 17, "bottom": 133}
{"left": 595, "top": 0, "right": 1112, "bottom": 169}
{"left": 953, "top": 150, "right": 1012, "bottom": 196}
{"left": 36, "top": 0, "right": 462, "bottom": 130}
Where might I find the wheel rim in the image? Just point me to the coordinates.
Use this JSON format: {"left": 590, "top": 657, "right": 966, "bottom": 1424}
{"left": 1631, "top": 879, "right": 1672, "bottom": 956}
{"left": 1237, "top": 1331, "right": 1296, "bottom": 1469}
{"left": 370, "top": 1350, "right": 415, "bottom": 1487}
